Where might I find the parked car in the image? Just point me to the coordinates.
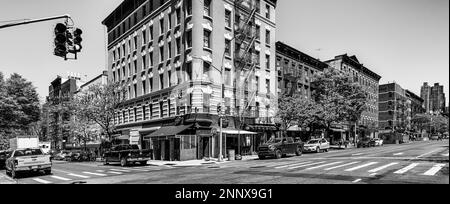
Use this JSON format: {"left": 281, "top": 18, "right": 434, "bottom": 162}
{"left": 357, "top": 138, "right": 372, "bottom": 148}
{"left": 0, "top": 150, "right": 10, "bottom": 169}
{"left": 257, "top": 137, "right": 303, "bottom": 160}
{"left": 430, "top": 134, "right": 440, "bottom": 141}
{"left": 5, "top": 148, "right": 52, "bottom": 179}
{"left": 103, "top": 144, "right": 152, "bottom": 167}
{"left": 303, "top": 139, "right": 330, "bottom": 153}
{"left": 370, "top": 138, "right": 384, "bottom": 147}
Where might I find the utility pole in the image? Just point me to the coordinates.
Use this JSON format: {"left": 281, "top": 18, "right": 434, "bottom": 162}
{"left": 0, "top": 14, "right": 71, "bottom": 30}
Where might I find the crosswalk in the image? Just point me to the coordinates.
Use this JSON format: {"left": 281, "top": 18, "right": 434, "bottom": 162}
{"left": 28, "top": 165, "right": 168, "bottom": 184}
{"left": 215, "top": 159, "right": 448, "bottom": 178}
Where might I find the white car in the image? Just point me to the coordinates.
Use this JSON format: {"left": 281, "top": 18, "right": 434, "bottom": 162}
{"left": 370, "top": 138, "right": 384, "bottom": 146}
{"left": 303, "top": 139, "right": 330, "bottom": 153}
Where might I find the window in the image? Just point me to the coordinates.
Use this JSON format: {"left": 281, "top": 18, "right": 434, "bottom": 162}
{"left": 134, "top": 84, "right": 138, "bottom": 98}
{"left": 134, "top": 108, "right": 138, "bottom": 122}
{"left": 149, "top": 52, "right": 154, "bottom": 67}
{"left": 159, "top": 46, "right": 164, "bottom": 62}
{"left": 225, "top": 10, "right": 232, "bottom": 28}
{"left": 112, "top": 50, "right": 116, "bottom": 61}
{"left": 255, "top": 25, "right": 260, "bottom": 40}
{"left": 159, "top": 101, "right": 164, "bottom": 118}
{"left": 142, "top": 5, "right": 147, "bottom": 18}
{"left": 134, "top": 36, "right": 138, "bottom": 50}
{"left": 203, "top": 30, "right": 211, "bottom": 48}
{"left": 168, "top": 13, "right": 172, "bottom": 29}
{"left": 203, "top": 93, "right": 210, "bottom": 113}
{"left": 255, "top": 50, "right": 260, "bottom": 66}
{"left": 266, "top": 79, "right": 270, "bottom": 94}
{"left": 142, "top": 55, "right": 147, "bottom": 70}
{"left": 159, "top": 18, "right": 164, "bottom": 34}
{"left": 203, "top": 62, "right": 211, "bottom": 79}
{"left": 128, "top": 86, "right": 131, "bottom": 99}
{"left": 255, "top": 76, "right": 260, "bottom": 93}
{"left": 134, "top": 60, "right": 138, "bottom": 74}
{"left": 225, "top": 39, "right": 231, "bottom": 56}
{"left": 255, "top": 0, "right": 261, "bottom": 13}
{"left": 149, "top": 78, "right": 153, "bottom": 92}
{"left": 176, "top": 8, "right": 181, "bottom": 25}
{"left": 168, "top": 42, "right": 172, "bottom": 59}
{"left": 204, "top": 0, "right": 211, "bottom": 16}
{"left": 142, "top": 30, "right": 147, "bottom": 45}
{"left": 265, "top": 4, "right": 271, "bottom": 19}
{"left": 142, "top": 80, "right": 147, "bottom": 94}
{"left": 225, "top": 68, "right": 231, "bottom": 86}
{"left": 176, "top": 38, "right": 181, "bottom": 55}
{"left": 186, "top": 0, "right": 193, "bottom": 16}
{"left": 186, "top": 62, "right": 192, "bottom": 81}
{"left": 168, "top": 70, "right": 172, "bottom": 87}
{"left": 142, "top": 105, "right": 147, "bottom": 121}
{"left": 134, "top": 13, "right": 138, "bottom": 24}
{"left": 128, "top": 65, "right": 131, "bottom": 77}
{"left": 159, "top": 73, "right": 164, "bottom": 90}
{"left": 149, "top": 26, "right": 154, "bottom": 42}
{"left": 149, "top": 103, "right": 153, "bottom": 119}
{"left": 118, "top": 47, "right": 121, "bottom": 58}
{"left": 265, "top": 55, "right": 270, "bottom": 70}
{"left": 186, "top": 31, "right": 192, "bottom": 48}
{"left": 265, "top": 30, "right": 270, "bottom": 45}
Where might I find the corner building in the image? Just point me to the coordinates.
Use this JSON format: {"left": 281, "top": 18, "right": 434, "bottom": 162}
{"left": 103, "top": 0, "right": 278, "bottom": 161}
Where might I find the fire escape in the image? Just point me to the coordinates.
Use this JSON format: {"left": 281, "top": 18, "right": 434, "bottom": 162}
{"left": 234, "top": 0, "right": 258, "bottom": 125}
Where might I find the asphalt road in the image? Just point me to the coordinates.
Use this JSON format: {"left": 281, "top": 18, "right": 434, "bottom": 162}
{"left": 2, "top": 140, "right": 448, "bottom": 184}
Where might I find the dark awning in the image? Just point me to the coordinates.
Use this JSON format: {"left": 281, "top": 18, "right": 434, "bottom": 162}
{"left": 247, "top": 124, "right": 278, "bottom": 131}
{"left": 146, "top": 124, "right": 193, "bottom": 138}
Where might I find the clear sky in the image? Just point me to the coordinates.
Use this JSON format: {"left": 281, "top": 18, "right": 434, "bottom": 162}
{"left": 0, "top": 0, "right": 448, "bottom": 105}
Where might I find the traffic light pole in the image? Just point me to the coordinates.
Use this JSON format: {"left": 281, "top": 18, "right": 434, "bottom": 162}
{"left": 0, "top": 14, "right": 72, "bottom": 30}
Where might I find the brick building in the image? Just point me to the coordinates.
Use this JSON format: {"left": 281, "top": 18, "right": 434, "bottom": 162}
{"left": 102, "top": 0, "right": 278, "bottom": 161}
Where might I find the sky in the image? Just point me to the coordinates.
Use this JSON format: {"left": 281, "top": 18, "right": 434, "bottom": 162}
{"left": 0, "top": 0, "right": 448, "bottom": 105}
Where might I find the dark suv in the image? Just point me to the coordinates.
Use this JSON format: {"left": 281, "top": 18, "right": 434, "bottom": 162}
{"left": 357, "top": 138, "right": 372, "bottom": 148}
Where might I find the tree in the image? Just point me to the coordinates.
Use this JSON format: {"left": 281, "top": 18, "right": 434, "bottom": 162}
{"left": 73, "top": 83, "right": 127, "bottom": 141}
{"left": 275, "top": 94, "right": 316, "bottom": 138}
{"left": 310, "top": 68, "right": 368, "bottom": 138}
{"left": 0, "top": 72, "right": 41, "bottom": 149}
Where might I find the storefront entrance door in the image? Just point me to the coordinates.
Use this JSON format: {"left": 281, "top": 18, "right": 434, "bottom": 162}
{"left": 202, "top": 137, "right": 210, "bottom": 158}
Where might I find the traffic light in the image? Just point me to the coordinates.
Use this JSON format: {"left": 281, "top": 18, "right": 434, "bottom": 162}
{"left": 72, "top": 28, "right": 83, "bottom": 53}
{"left": 54, "top": 23, "right": 68, "bottom": 58}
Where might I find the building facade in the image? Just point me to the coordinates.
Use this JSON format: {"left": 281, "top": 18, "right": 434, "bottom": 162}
{"left": 421, "top": 82, "right": 446, "bottom": 114}
{"left": 102, "top": 0, "right": 278, "bottom": 161}
{"left": 275, "top": 41, "right": 327, "bottom": 98}
{"left": 378, "top": 83, "right": 408, "bottom": 131}
{"left": 325, "top": 54, "right": 381, "bottom": 138}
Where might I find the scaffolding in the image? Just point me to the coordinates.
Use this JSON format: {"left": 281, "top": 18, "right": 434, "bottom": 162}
{"left": 233, "top": 0, "right": 259, "bottom": 124}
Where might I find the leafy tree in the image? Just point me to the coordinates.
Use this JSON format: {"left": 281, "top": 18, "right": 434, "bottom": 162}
{"left": 72, "top": 83, "right": 127, "bottom": 141}
{"left": 275, "top": 94, "right": 316, "bottom": 137}
{"left": 311, "top": 68, "right": 368, "bottom": 138}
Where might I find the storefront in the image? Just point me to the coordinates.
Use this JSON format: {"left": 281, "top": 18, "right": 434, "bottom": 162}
{"left": 144, "top": 124, "right": 194, "bottom": 161}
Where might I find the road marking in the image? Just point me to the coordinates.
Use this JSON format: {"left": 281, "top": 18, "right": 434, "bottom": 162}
{"left": 275, "top": 161, "right": 313, "bottom": 169}
{"left": 416, "top": 149, "right": 442, "bottom": 158}
{"left": 107, "top": 171, "right": 123, "bottom": 175}
{"left": 394, "top": 163, "right": 420, "bottom": 174}
{"left": 369, "top": 173, "right": 377, "bottom": 176}
{"left": 96, "top": 170, "right": 105, "bottom": 173}
{"left": 288, "top": 161, "right": 327, "bottom": 170}
{"left": 110, "top": 169, "right": 132, "bottom": 172}
{"left": 124, "top": 168, "right": 151, "bottom": 172}
{"left": 67, "top": 173, "right": 90, "bottom": 179}
{"left": 304, "top": 162, "right": 344, "bottom": 170}
{"left": 345, "top": 162, "right": 378, "bottom": 172}
{"left": 352, "top": 179, "right": 362, "bottom": 183}
{"left": 82, "top": 172, "right": 107, "bottom": 176}
{"left": 352, "top": 153, "right": 364, "bottom": 156}
{"left": 423, "top": 164, "right": 446, "bottom": 176}
{"left": 324, "top": 162, "right": 360, "bottom": 171}
{"left": 33, "top": 178, "right": 52, "bottom": 184}
{"left": 393, "top": 153, "right": 404, "bottom": 156}
{"left": 266, "top": 162, "right": 297, "bottom": 168}
{"left": 442, "top": 153, "right": 449, "bottom": 157}
{"left": 50, "top": 176, "right": 72, "bottom": 181}
{"left": 368, "top": 163, "right": 399, "bottom": 173}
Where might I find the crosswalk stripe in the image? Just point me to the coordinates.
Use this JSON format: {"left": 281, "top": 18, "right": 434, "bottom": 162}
{"left": 266, "top": 162, "right": 296, "bottom": 168}
{"left": 83, "top": 172, "right": 107, "bottom": 176}
{"left": 96, "top": 170, "right": 105, "bottom": 173}
{"left": 67, "top": 173, "right": 90, "bottom": 179}
{"left": 51, "top": 176, "right": 72, "bottom": 181}
{"left": 107, "top": 171, "right": 123, "bottom": 175}
{"left": 275, "top": 161, "right": 313, "bottom": 169}
{"left": 394, "top": 163, "right": 419, "bottom": 174}
{"left": 324, "top": 162, "right": 360, "bottom": 171}
{"left": 110, "top": 169, "right": 132, "bottom": 172}
{"left": 33, "top": 178, "right": 52, "bottom": 184}
{"left": 345, "top": 162, "right": 378, "bottom": 172}
{"left": 443, "top": 153, "right": 449, "bottom": 157}
{"left": 305, "top": 162, "right": 344, "bottom": 170}
{"left": 352, "top": 153, "right": 364, "bottom": 156}
{"left": 368, "top": 163, "right": 399, "bottom": 173}
{"left": 423, "top": 164, "right": 446, "bottom": 176}
{"left": 288, "top": 161, "right": 327, "bottom": 170}
{"left": 393, "top": 153, "right": 404, "bottom": 156}
{"left": 125, "top": 168, "right": 150, "bottom": 172}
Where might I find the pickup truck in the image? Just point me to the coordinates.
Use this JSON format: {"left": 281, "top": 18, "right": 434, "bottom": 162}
{"left": 257, "top": 137, "right": 303, "bottom": 160}
{"left": 5, "top": 148, "right": 52, "bottom": 179}
{"left": 103, "top": 144, "right": 152, "bottom": 167}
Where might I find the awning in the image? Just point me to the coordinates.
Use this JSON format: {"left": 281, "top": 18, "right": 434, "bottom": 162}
{"left": 222, "top": 129, "right": 257, "bottom": 135}
{"left": 146, "top": 124, "right": 193, "bottom": 138}
{"left": 287, "top": 125, "right": 302, "bottom": 132}
{"left": 139, "top": 127, "right": 161, "bottom": 134}
{"left": 247, "top": 124, "right": 278, "bottom": 131}
{"left": 331, "top": 128, "right": 346, "bottom": 133}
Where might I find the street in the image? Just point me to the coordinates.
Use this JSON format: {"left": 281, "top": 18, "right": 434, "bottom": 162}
{"left": 2, "top": 140, "right": 448, "bottom": 184}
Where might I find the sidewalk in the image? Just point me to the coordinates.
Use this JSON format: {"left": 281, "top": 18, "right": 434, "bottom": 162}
{"left": 147, "top": 155, "right": 259, "bottom": 167}
{"left": 0, "top": 172, "right": 16, "bottom": 184}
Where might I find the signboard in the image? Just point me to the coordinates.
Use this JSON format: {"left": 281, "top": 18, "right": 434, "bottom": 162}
{"left": 129, "top": 130, "right": 140, "bottom": 145}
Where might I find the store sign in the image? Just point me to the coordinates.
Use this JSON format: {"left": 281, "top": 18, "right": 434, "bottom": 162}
{"left": 130, "top": 130, "right": 140, "bottom": 145}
